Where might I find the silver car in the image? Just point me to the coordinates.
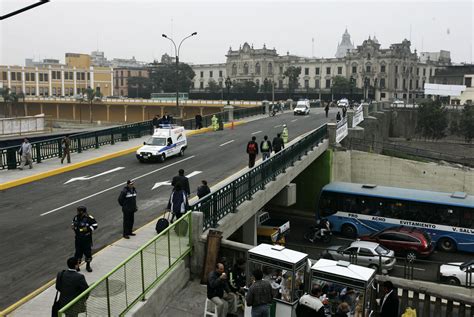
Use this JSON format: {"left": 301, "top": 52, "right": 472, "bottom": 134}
{"left": 324, "top": 240, "right": 396, "bottom": 271}
{"left": 439, "top": 261, "right": 474, "bottom": 286}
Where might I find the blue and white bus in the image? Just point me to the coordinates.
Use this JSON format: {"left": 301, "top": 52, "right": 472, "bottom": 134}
{"left": 317, "top": 182, "right": 474, "bottom": 253}
{"left": 150, "top": 92, "right": 189, "bottom": 101}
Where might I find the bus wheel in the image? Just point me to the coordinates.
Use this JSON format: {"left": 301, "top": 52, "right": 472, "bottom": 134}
{"left": 341, "top": 224, "right": 357, "bottom": 238}
{"left": 438, "top": 238, "right": 456, "bottom": 252}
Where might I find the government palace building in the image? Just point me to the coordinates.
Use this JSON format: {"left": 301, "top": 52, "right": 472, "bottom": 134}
{"left": 190, "top": 29, "right": 451, "bottom": 101}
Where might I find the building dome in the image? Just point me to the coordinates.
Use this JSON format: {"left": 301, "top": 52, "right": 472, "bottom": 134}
{"left": 335, "top": 28, "right": 355, "bottom": 58}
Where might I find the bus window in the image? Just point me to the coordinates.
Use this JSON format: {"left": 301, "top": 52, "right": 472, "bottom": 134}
{"left": 319, "top": 192, "right": 340, "bottom": 216}
{"left": 386, "top": 201, "right": 407, "bottom": 220}
{"left": 343, "top": 196, "right": 358, "bottom": 213}
{"left": 461, "top": 208, "right": 473, "bottom": 229}
{"left": 437, "top": 207, "right": 460, "bottom": 227}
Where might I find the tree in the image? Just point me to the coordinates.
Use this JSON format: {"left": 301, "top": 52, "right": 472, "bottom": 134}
{"left": 206, "top": 79, "right": 221, "bottom": 94}
{"left": 283, "top": 66, "right": 301, "bottom": 97}
{"left": 85, "top": 88, "right": 102, "bottom": 123}
{"left": 149, "top": 62, "right": 195, "bottom": 93}
{"left": 332, "top": 76, "right": 355, "bottom": 95}
{"left": 415, "top": 99, "right": 448, "bottom": 140}
{"left": 260, "top": 79, "right": 272, "bottom": 99}
{"left": 231, "top": 80, "right": 258, "bottom": 98}
{"left": 459, "top": 104, "right": 474, "bottom": 143}
{"left": 127, "top": 76, "right": 151, "bottom": 98}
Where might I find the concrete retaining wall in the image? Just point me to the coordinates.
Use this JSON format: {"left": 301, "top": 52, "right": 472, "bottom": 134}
{"left": 332, "top": 150, "right": 474, "bottom": 194}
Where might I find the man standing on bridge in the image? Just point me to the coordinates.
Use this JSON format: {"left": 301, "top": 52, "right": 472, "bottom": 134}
{"left": 18, "top": 138, "right": 33, "bottom": 170}
{"left": 72, "top": 206, "right": 98, "bottom": 272}
{"left": 118, "top": 180, "right": 138, "bottom": 239}
{"left": 247, "top": 136, "right": 259, "bottom": 168}
{"left": 172, "top": 169, "right": 190, "bottom": 196}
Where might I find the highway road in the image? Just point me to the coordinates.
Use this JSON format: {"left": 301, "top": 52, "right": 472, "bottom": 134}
{"left": 271, "top": 212, "right": 473, "bottom": 286}
{"left": 0, "top": 108, "right": 333, "bottom": 309}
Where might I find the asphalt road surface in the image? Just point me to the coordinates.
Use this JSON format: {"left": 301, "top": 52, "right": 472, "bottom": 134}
{"left": 0, "top": 108, "right": 333, "bottom": 309}
{"left": 271, "top": 212, "right": 473, "bottom": 286}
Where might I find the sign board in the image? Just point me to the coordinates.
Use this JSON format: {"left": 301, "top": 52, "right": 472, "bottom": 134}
{"left": 424, "top": 83, "right": 466, "bottom": 97}
{"left": 336, "top": 117, "right": 348, "bottom": 143}
{"left": 353, "top": 104, "right": 364, "bottom": 127}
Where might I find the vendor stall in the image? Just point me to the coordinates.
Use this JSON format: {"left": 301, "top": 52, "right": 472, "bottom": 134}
{"left": 310, "top": 259, "right": 376, "bottom": 317}
{"left": 246, "top": 244, "right": 308, "bottom": 317}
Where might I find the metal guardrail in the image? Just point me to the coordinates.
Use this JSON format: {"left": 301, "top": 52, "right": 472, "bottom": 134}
{"left": 0, "top": 105, "right": 266, "bottom": 170}
{"left": 345, "top": 137, "right": 474, "bottom": 167}
{"left": 190, "top": 124, "right": 328, "bottom": 230}
{"left": 0, "top": 120, "right": 153, "bottom": 170}
{"left": 59, "top": 211, "right": 192, "bottom": 317}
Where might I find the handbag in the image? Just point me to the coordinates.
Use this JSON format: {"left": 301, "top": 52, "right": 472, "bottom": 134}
{"left": 52, "top": 270, "right": 65, "bottom": 317}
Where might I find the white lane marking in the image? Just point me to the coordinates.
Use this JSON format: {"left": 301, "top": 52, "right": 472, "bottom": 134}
{"left": 219, "top": 140, "right": 235, "bottom": 147}
{"left": 64, "top": 167, "right": 125, "bottom": 184}
{"left": 291, "top": 119, "right": 298, "bottom": 122}
{"left": 151, "top": 170, "right": 202, "bottom": 190}
{"left": 273, "top": 124, "right": 283, "bottom": 128}
{"left": 251, "top": 131, "right": 262, "bottom": 135}
{"left": 394, "top": 265, "right": 425, "bottom": 272}
{"left": 40, "top": 156, "right": 196, "bottom": 216}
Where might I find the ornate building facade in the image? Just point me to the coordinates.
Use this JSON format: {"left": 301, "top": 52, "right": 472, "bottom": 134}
{"left": 191, "top": 30, "right": 451, "bottom": 102}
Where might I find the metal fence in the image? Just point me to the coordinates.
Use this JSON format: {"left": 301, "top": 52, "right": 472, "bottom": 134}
{"left": 59, "top": 211, "right": 192, "bottom": 317}
{"left": 345, "top": 137, "right": 474, "bottom": 167}
{"left": 190, "top": 124, "right": 328, "bottom": 230}
{"left": 0, "top": 120, "right": 153, "bottom": 170}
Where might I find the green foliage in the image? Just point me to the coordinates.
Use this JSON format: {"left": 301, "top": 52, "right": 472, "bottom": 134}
{"left": 415, "top": 99, "right": 448, "bottom": 140}
{"left": 231, "top": 80, "right": 258, "bottom": 95}
{"left": 127, "top": 76, "right": 152, "bottom": 97}
{"left": 459, "top": 105, "right": 474, "bottom": 143}
{"left": 206, "top": 79, "right": 222, "bottom": 94}
{"left": 332, "top": 76, "right": 355, "bottom": 94}
{"left": 149, "top": 62, "right": 195, "bottom": 93}
{"left": 283, "top": 66, "right": 301, "bottom": 95}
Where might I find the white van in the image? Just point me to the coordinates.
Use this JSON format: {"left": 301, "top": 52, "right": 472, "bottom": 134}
{"left": 294, "top": 99, "right": 310, "bottom": 115}
{"left": 136, "top": 125, "right": 187, "bottom": 162}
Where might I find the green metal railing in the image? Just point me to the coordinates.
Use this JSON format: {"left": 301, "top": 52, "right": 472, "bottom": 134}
{"left": 191, "top": 124, "right": 328, "bottom": 230}
{"left": 0, "top": 120, "right": 153, "bottom": 170}
{"left": 59, "top": 211, "right": 192, "bottom": 317}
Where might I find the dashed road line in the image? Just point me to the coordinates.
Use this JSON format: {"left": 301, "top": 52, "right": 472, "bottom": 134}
{"left": 219, "top": 140, "right": 235, "bottom": 147}
{"left": 273, "top": 124, "right": 283, "bottom": 128}
{"left": 251, "top": 131, "right": 262, "bottom": 135}
{"left": 291, "top": 119, "right": 298, "bottom": 122}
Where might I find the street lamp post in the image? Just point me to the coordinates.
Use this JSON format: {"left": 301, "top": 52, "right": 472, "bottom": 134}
{"left": 225, "top": 77, "right": 232, "bottom": 105}
{"left": 162, "top": 32, "right": 197, "bottom": 115}
{"left": 364, "top": 77, "right": 370, "bottom": 101}
{"left": 350, "top": 76, "right": 355, "bottom": 103}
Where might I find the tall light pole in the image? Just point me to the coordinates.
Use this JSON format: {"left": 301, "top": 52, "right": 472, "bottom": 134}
{"left": 162, "top": 32, "right": 197, "bottom": 115}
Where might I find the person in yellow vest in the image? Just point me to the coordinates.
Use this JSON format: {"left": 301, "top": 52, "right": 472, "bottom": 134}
{"left": 282, "top": 124, "right": 289, "bottom": 144}
{"left": 211, "top": 115, "right": 219, "bottom": 131}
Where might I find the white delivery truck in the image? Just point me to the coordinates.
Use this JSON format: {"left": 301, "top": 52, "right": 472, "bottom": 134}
{"left": 136, "top": 125, "right": 187, "bottom": 162}
{"left": 293, "top": 99, "right": 310, "bottom": 115}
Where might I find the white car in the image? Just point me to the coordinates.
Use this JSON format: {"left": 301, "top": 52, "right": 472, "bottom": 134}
{"left": 136, "top": 125, "right": 187, "bottom": 162}
{"left": 439, "top": 261, "right": 474, "bottom": 286}
{"left": 293, "top": 104, "right": 310, "bottom": 115}
{"left": 337, "top": 98, "right": 349, "bottom": 108}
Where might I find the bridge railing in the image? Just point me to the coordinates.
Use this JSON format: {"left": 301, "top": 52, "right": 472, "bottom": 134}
{"left": 58, "top": 211, "right": 192, "bottom": 317}
{"left": 190, "top": 124, "right": 328, "bottom": 230}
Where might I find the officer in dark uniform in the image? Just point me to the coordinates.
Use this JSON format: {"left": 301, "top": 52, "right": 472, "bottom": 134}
{"left": 72, "top": 206, "right": 98, "bottom": 272}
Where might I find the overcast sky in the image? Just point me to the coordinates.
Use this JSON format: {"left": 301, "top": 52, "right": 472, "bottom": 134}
{"left": 1, "top": 0, "right": 473, "bottom": 66}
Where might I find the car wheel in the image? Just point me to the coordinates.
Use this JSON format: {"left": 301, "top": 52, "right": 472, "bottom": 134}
{"left": 159, "top": 153, "right": 166, "bottom": 163}
{"left": 406, "top": 250, "right": 417, "bottom": 262}
{"left": 341, "top": 224, "right": 357, "bottom": 238}
{"left": 438, "top": 238, "right": 457, "bottom": 252}
{"left": 369, "top": 264, "right": 379, "bottom": 271}
{"left": 179, "top": 148, "right": 185, "bottom": 157}
{"left": 446, "top": 276, "right": 461, "bottom": 286}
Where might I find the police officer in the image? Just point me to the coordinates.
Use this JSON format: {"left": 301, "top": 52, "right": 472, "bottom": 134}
{"left": 72, "top": 206, "right": 98, "bottom": 272}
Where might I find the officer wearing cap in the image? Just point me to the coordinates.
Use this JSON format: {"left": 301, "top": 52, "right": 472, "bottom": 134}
{"left": 72, "top": 206, "right": 98, "bottom": 272}
{"left": 118, "top": 180, "right": 138, "bottom": 239}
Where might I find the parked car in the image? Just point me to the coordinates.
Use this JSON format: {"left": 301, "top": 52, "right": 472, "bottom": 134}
{"left": 337, "top": 98, "right": 349, "bottom": 108}
{"left": 324, "top": 240, "right": 396, "bottom": 271}
{"left": 359, "top": 226, "right": 434, "bottom": 261}
{"left": 439, "top": 260, "right": 474, "bottom": 286}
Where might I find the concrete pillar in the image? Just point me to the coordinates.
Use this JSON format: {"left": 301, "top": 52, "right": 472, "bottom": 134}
{"left": 48, "top": 66, "right": 52, "bottom": 96}
{"left": 263, "top": 100, "right": 269, "bottom": 114}
{"left": 7, "top": 66, "right": 11, "bottom": 89}
{"left": 35, "top": 67, "right": 39, "bottom": 96}
{"left": 89, "top": 66, "right": 94, "bottom": 89}
{"left": 21, "top": 67, "right": 26, "bottom": 94}
{"left": 73, "top": 104, "right": 76, "bottom": 120}
{"left": 142, "top": 105, "right": 146, "bottom": 121}
{"left": 40, "top": 103, "right": 44, "bottom": 114}
{"left": 160, "top": 106, "right": 165, "bottom": 117}
{"left": 242, "top": 214, "right": 257, "bottom": 246}
{"left": 106, "top": 104, "right": 110, "bottom": 122}
{"left": 327, "top": 122, "right": 337, "bottom": 145}
{"left": 190, "top": 212, "right": 205, "bottom": 276}
{"left": 24, "top": 103, "right": 28, "bottom": 116}
{"left": 73, "top": 67, "right": 77, "bottom": 96}
{"left": 363, "top": 103, "right": 369, "bottom": 117}
{"left": 61, "top": 66, "right": 65, "bottom": 97}
{"left": 200, "top": 107, "right": 204, "bottom": 116}
{"left": 346, "top": 110, "right": 354, "bottom": 128}
{"left": 180, "top": 107, "right": 184, "bottom": 119}
{"left": 224, "top": 105, "right": 234, "bottom": 121}
{"left": 124, "top": 105, "right": 128, "bottom": 122}
{"left": 56, "top": 104, "right": 60, "bottom": 119}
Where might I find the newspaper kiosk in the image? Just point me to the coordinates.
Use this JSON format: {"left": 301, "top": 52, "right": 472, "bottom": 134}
{"left": 310, "top": 259, "right": 376, "bottom": 316}
{"left": 246, "top": 244, "right": 308, "bottom": 317}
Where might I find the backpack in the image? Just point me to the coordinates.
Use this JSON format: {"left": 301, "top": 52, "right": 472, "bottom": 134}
{"left": 262, "top": 141, "right": 269, "bottom": 151}
{"left": 248, "top": 142, "right": 257, "bottom": 154}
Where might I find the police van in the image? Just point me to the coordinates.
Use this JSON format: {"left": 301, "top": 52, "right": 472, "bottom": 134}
{"left": 136, "top": 125, "right": 187, "bottom": 163}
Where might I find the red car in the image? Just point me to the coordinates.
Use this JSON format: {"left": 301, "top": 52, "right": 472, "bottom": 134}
{"left": 359, "top": 226, "right": 434, "bottom": 261}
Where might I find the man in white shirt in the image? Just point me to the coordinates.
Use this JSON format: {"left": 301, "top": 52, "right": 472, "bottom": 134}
{"left": 296, "top": 285, "right": 325, "bottom": 317}
{"left": 18, "top": 138, "right": 33, "bottom": 170}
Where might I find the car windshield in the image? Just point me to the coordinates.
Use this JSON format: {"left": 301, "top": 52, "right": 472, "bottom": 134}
{"left": 146, "top": 137, "right": 166, "bottom": 146}
{"left": 375, "top": 245, "right": 390, "bottom": 255}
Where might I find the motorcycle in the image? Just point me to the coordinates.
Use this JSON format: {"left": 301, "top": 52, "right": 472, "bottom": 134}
{"left": 304, "top": 221, "right": 332, "bottom": 243}
{"left": 269, "top": 108, "right": 278, "bottom": 117}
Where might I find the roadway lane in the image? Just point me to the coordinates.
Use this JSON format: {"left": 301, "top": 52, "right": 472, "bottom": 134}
{"left": 0, "top": 108, "right": 334, "bottom": 309}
